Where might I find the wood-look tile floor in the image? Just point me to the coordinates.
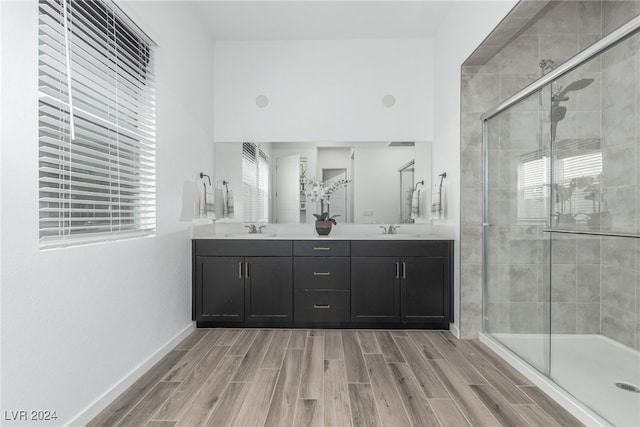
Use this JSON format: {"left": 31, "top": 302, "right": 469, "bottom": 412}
{"left": 88, "top": 329, "right": 584, "bottom": 427}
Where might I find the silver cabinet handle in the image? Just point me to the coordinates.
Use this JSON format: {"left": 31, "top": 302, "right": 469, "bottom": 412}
{"left": 402, "top": 262, "right": 406, "bottom": 279}
{"left": 245, "top": 262, "right": 249, "bottom": 278}
{"left": 313, "top": 247, "right": 330, "bottom": 251}
{"left": 314, "top": 304, "right": 330, "bottom": 309}
{"left": 313, "top": 272, "right": 331, "bottom": 276}
{"left": 396, "top": 262, "right": 400, "bottom": 279}
{"left": 238, "top": 262, "right": 243, "bottom": 279}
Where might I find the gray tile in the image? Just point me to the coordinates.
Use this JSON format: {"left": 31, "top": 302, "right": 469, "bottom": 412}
{"left": 551, "top": 264, "right": 577, "bottom": 303}
{"left": 635, "top": 316, "right": 640, "bottom": 351}
{"left": 602, "top": 1, "right": 640, "bottom": 36}
{"left": 461, "top": 226, "right": 482, "bottom": 264}
{"left": 487, "top": 226, "right": 510, "bottom": 265}
{"left": 509, "top": 302, "right": 540, "bottom": 333}
{"left": 602, "top": 57, "right": 638, "bottom": 109}
{"left": 551, "top": 236, "right": 577, "bottom": 264}
{"left": 637, "top": 272, "right": 640, "bottom": 315}
{"left": 601, "top": 185, "right": 638, "bottom": 231}
{"left": 551, "top": 302, "right": 577, "bottom": 334}
{"left": 498, "top": 150, "right": 519, "bottom": 188}
{"left": 575, "top": 77, "right": 601, "bottom": 113}
{"left": 576, "top": 303, "right": 601, "bottom": 334}
{"left": 498, "top": 264, "right": 512, "bottom": 303}
{"left": 601, "top": 265, "right": 636, "bottom": 312}
{"left": 601, "top": 304, "right": 636, "bottom": 348}
{"left": 486, "top": 263, "right": 500, "bottom": 303}
{"left": 553, "top": 110, "right": 578, "bottom": 141}
{"left": 461, "top": 73, "right": 500, "bottom": 113}
{"left": 499, "top": 111, "right": 540, "bottom": 150}
{"left": 460, "top": 188, "right": 483, "bottom": 226}
{"left": 509, "top": 264, "right": 539, "bottom": 302}
{"left": 577, "top": 38, "right": 602, "bottom": 72}
{"left": 577, "top": 264, "right": 601, "bottom": 303}
{"left": 538, "top": 263, "right": 551, "bottom": 303}
{"left": 509, "top": 238, "right": 538, "bottom": 264}
{"left": 497, "top": 34, "right": 540, "bottom": 75}
{"left": 538, "top": 302, "right": 551, "bottom": 335}
{"left": 602, "top": 101, "right": 637, "bottom": 140}
{"left": 460, "top": 151, "right": 483, "bottom": 188}
{"left": 500, "top": 74, "right": 538, "bottom": 104}
{"left": 578, "top": 1, "right": 603, "bottom": 36}
{"left": 539, "top": 34, "right": 579, "bottom": 69}
{"left": 601, "top": 237, "right": 637, "bottom": 270}
{"left": 601, "top": 144, "right": 637, "bottom": 188}
{"left": 460, "top": 263, "right": 483, "bottom": 338}
{"left": 461, "top": 112, "right": 483, "bottom": 152}
{"left": 576, "top": 236, "right": 600, "bottom": 264}
{"left": 487, "top": 150, "right": 501, "bottom": 189}
{"left": 537, "top": 0, "right": 579, "bottom": 35}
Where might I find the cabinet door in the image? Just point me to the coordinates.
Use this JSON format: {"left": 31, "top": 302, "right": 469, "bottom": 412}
{"left": 245, "top": 257, "right": 293, "bottom": 322}
{"left": 351, "top": 257, "right": 400, "bottom": 323}
{"left": 196, "top": 256, "right": 244, "bottom": 322}
{"left": 401, "top": 257, "right": 449, "bottom": 323}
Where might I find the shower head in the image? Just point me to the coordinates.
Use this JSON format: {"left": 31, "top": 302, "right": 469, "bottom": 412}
{"left": 565, "top": 78, "right": 594, "bottom": 91}
{"left": 553, "top": 78, "right": 595, "bottom": 102}
{"left": 551, "top": 105, "right": 567, "bottom": 141}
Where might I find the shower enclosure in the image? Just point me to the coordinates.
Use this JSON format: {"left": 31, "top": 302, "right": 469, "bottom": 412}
{"left": 482, "top": 17, "right": 640, "bottom": 427}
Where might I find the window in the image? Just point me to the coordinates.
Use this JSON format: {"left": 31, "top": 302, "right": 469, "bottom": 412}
{"left": 38, "top": 0, "right": 156, "bottom": 248}
{"left": 518, "top": 138, "right": 602, "bottom": 225}
{"left": 242, "top": 143, "right": 269, "bottom": 222}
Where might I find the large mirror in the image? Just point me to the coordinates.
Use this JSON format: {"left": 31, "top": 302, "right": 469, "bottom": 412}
{"left": 214, "top": 141, "right": 431, "bottom": 224}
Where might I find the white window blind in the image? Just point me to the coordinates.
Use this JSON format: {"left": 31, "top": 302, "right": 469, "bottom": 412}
{"left": 242, "top": 143, "right": 269, "bottom": 222}
{"left": 517, "top": 139, "right": 602, "bottom": 224}
{"left": 38, "top": 0, "right": 156, "bottom": 248}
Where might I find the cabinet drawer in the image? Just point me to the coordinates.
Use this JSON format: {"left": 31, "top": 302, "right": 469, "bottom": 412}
{"left": 294, "top": 290, "right": 350, "bottom": 323}
{"left": 195, "top": 239, "right": 292, "bottom": 257}
{"left": 351, "top": 240, "right": 452, "bottom": 257}
{"left": 294, "top": 240, "right": 350, "bottom": 257}
{"left": 294, "top": 258, "right": 350, "bottom": 290}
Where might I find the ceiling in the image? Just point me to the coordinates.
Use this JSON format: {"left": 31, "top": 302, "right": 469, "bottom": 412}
{"left": 193, "top": 1, "right": 455, "bottom": 40}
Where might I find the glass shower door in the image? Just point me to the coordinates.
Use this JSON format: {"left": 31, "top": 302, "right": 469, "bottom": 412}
{"left": 546, "top": 30, "right": 640, "bottom": 427}
{"left": 484, "top": 88, "right": 552, "bottom": 374}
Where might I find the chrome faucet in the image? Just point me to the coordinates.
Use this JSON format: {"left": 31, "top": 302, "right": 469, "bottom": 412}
{"left": 244, "top": 224, "right": 267, "bottom": 234}
{"left": 379, "top": 225, "right": 400, "bottom": 234}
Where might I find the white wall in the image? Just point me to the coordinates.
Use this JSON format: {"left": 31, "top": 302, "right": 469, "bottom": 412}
{"left": 432, "top": 0, "right": 518, "bottom": 332}
{"left": 213, "top": 38, "right": 433, "bottom": 143}
{"left": 0, "top": 1, "right": 214, "bottom": 424}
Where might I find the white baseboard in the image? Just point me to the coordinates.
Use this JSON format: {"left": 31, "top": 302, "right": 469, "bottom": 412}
{"left": 479, "top": 333, "right": 611, "bottom": 427}
{"left": 449, "top": 322, "right": 460, "bottom": 338}
{"left": 66, "top": 322, "right": 196, "bottom": 426}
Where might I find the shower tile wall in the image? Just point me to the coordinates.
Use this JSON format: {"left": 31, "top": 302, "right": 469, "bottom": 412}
{"left": 460, "top": 0, "right": 640, "bottom": 344}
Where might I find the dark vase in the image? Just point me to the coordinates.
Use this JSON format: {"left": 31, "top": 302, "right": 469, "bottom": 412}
{"left": 315, "top": 220, "right": 332, "bottom": 236}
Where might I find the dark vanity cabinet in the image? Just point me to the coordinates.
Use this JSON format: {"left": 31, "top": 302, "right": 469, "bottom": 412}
{"left": 351, "top": 240, "right": 452, "bottom": 328}
{"left": 351, "top": 257, "right": 401, "bottom": 322}
{"left": 193, "top": 238, "right": 452, "bottom": 329}
{"left": 193, "top": 240, "right": 293, "bottom": 324}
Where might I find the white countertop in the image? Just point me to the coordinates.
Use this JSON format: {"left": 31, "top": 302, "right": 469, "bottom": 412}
{"left": 190, "top": 223, "right": 455, "bottom": 241}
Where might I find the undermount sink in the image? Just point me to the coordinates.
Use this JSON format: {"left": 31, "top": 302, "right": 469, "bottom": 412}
{"left": 224, "top": 233, "right": 277, "bottom": 238}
